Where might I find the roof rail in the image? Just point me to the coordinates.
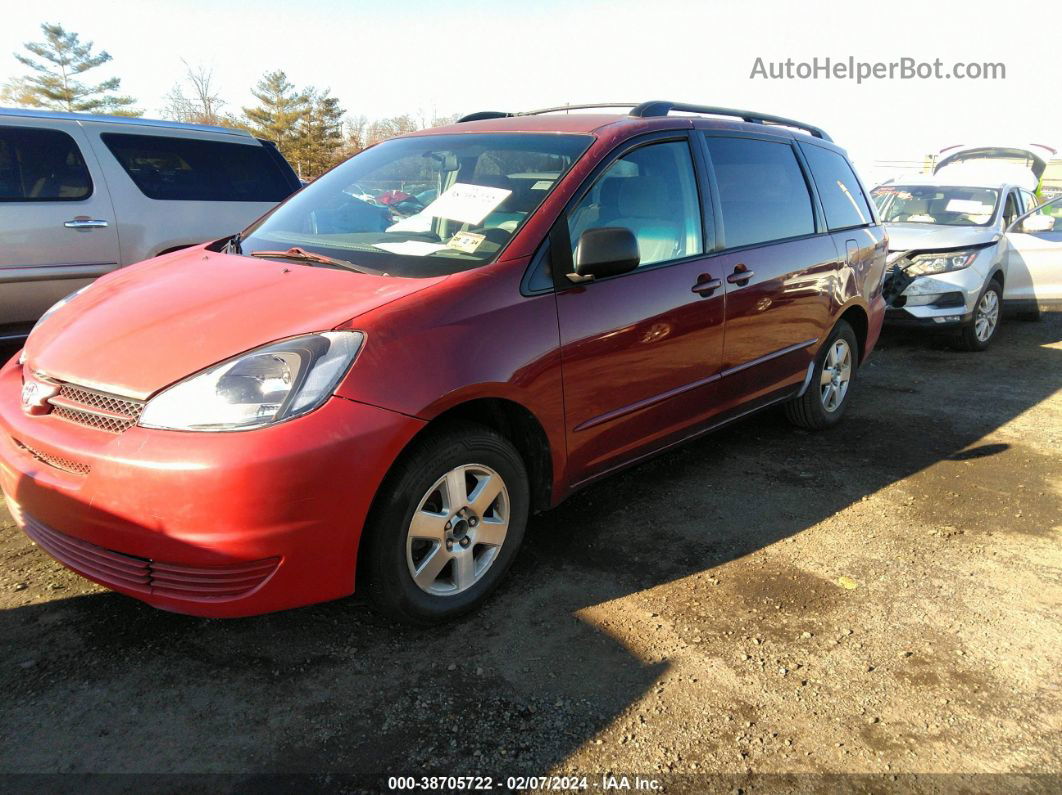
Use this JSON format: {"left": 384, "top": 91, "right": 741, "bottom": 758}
{"left": 458, "top": 103, "right": 642, "bottom": 123}
{"left": 0, "top": 106, "right": 254, "bottom": 138}
{"left": 456, "top": 101, "right": 832, "bottom": 142}
{"left": 630, "top": 101, "right": 832, "bottom": 141}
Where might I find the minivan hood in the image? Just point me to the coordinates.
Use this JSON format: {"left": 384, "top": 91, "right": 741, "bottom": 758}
{"left": 884, "top": 223, "right": 999, "bottom": 253}
{"left": 24, "top": 247, "right": 442, "bottom": 399}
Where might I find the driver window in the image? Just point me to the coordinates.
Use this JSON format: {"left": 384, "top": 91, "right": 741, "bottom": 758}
{"left": 567, "top": 140, "right": 703, "bottom": 268}
{"left": 1003, "top": 191, "right": 1020, "bottom": 227}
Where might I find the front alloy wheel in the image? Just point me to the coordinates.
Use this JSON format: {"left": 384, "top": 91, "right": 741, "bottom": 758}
{"left": 974, "top": 289, "right": 1000, "bottom": 343}
{"left": 361, "top": 421, "right": 529, "bottom": 624}
{"left": 406, "top": 464, "right": 510, "bottom": 595}
{"left": 957, "top": 280, "right": 1002, "bottom": 351}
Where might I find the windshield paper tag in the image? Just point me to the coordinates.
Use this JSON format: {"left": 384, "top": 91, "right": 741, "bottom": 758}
{"left": 946, "top": 199, "right": 994, "bottom": 214}
{"left": 447, "top": 231, "right": 486, "bottom": 253}
{"left": 373, "top": 241, "right": 450, "bottom": 256}
{"left": 424, "top": 183, "right": 511, "bottom": 225}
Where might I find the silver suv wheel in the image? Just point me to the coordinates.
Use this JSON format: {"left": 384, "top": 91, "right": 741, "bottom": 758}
{"left": 974, "top": 289, "right": 1000, "bottom": 342}
{"left": 405, "top": 464, "right": 510, "bottom": 596}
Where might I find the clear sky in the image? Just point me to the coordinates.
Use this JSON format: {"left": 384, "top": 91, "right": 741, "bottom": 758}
{"left": 2, "top": 0, "right": 1057, "bottom": 184}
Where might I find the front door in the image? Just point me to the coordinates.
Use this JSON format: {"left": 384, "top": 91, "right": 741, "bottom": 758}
{"left": 556, "top": 136, "right": 726, "bottom": 483}
{"left": 1005, "top": 195, "right": 1062, "bottom": 306}
{"left": 0, "top": 120, "right": 120, "bottom": 325}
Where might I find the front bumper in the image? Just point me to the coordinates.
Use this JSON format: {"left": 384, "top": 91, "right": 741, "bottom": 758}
{"left": 883, "top": 267, "right": 985, "bottom": 329}
{"left": 0, "top": 355, "right": 425, "bottom": 617}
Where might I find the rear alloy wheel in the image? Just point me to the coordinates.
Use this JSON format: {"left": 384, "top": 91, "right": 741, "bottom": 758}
{"left": 361, "top": 422, "right": 529, "bottom": 624}
{"left": 957, "top": 280, "right": 1002, "bottom": 351}
{"left": 785, "top": 319, "right": 858, "bottom": 430}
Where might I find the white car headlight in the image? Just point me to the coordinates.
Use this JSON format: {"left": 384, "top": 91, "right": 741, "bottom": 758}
{"left": 904, "top": 249, "right": 979, "bottom": 277}
{"left": 139, "top": 331, "right": 364, "bottom": 432}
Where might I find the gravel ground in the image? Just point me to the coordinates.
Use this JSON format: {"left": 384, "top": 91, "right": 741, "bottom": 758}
{"left": 0, "top": 315, "right": 1059, "bottom": 792}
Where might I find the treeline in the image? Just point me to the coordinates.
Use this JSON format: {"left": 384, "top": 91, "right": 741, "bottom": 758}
{"left": 1, "top": 22, "right": 458, "bottom": 179}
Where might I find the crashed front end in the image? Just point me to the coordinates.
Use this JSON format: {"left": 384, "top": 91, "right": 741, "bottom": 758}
{"left": 882, "top": 244, "right": 996, "bottom": 328}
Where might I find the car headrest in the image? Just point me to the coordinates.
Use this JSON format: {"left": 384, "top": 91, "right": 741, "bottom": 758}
{"left": 617, "top": 176, "right": 669, "bottom": 219}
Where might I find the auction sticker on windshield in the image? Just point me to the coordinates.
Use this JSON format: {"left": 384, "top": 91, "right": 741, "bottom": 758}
{"left": 425, "top": 182, "right": 512, "bottom": 225}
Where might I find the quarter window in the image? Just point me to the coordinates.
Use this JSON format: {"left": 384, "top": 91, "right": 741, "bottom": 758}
{"left": 101, "top": 133, "right": 293, "bottom": 202}
{"left": 568, "top": 140, "right": 703, "bottom": 267}
{"left": 0, "top": 126, "right": 92, "bottom": 201}
{"left": 704, "top": 136, "right": 815, "bottom": 248}
{"left": 799, "top": 143, "right": 874, "bottom": 230}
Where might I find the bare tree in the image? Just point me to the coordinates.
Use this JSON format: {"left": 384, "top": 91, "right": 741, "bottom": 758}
{"left": 162, "top": 61, "right": 226, "bottom": 125}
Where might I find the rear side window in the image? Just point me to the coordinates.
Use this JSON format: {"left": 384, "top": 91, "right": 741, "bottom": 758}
{"left": 101, "top": 133, "right": 292, "bottom": 202}
{"left": 703, "top": 136, "right": 815, "bottom": 248}
{"left": 800, "top": 143, "right": 874, "bottom": 230}
{"left": 0, "top": 126, "right": 92, "bottom": 201}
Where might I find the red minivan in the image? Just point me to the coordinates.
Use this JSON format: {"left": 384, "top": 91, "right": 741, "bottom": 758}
{"left": 0, "top": 102, "right": 887, "bottom": 622}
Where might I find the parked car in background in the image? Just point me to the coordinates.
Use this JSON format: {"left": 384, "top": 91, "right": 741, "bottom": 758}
{"left": 873, "top": 175, "right": 1056, "bottom": 350}
{"left": 0, "top": 108, "right": 301, "bottom": 338}
{"left": 0, "top": 101, "right": 887, "bottom": 623}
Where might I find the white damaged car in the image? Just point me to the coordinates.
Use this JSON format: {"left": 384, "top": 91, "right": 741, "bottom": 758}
{"left": 872, "top": 176, "right": 1061, "bottom": 350}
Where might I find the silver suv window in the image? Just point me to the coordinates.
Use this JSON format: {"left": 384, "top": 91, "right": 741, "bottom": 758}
{"left": 0, "top": 126, "right": 92, "bottom": 201}
{"left": 101, "top": 133, "right": 293, "bottom": 202}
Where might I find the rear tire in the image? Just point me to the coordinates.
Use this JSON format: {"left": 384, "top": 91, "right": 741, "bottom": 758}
{"left": 359, "top": 421, "right": 529, "bottom": 625}
{"left": 785, "top": 320, "right": 858, "bottom": 430}
{"left": 956, "top": 280, "right": 1002, "bottom": 351}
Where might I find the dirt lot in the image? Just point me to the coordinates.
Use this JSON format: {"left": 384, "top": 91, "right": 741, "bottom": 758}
{"left": 0, "top": 315, "right": 1059, "bottom": 791}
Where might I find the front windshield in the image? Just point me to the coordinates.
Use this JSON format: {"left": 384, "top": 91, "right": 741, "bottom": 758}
{"left": 237, "top": 132, "right": 592, "bottom": 277}
{"left": 871, "top": 185, "right": 1000, "bottom": 227}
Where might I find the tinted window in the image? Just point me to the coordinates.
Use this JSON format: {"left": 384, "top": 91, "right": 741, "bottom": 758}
{"left": 704, "top": 136, "right": 815, "bottom": 248}
{"left": 101, "top": 133, "right": 293, "bottom": 202}
{"left": 0, "top": 126, "right": 92, "bottom": 201}
{"left": 568, "top": 140, "right": 703, "bottom": 267}
{"left": 800, "top": 143, "right": 874, "bottom": 230}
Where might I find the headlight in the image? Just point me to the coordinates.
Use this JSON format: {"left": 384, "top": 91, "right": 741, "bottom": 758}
{"left": 139, "top": 331, "right": 364, "bottom": 431}
{"left": 904, "top": 250, "right": 979, "bottom": 277}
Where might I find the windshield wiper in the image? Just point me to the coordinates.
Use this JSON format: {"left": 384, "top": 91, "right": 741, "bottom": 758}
{"left": 249, "top": 247, "right": 369, "bottom": 273}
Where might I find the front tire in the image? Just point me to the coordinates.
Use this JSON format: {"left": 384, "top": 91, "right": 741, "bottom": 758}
{"left": 360, "top": 421, "right": 529, "bottom": 624}
{"left": 785, "top": 319, "right": 858, "bottom": 430}
{"left": 957, "top": 280, "right": 1002, "bottom": 351}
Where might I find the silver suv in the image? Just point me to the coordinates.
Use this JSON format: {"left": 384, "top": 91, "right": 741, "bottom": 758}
{"left": 0, "top": 108, "right": 300, "bottom": 337}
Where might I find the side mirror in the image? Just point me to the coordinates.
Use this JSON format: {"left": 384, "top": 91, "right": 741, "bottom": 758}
{"left": 570, "top": 227, "right": 640, "bottom": 282}
{"left": 1021, "top": 214, "right": 1056, "bottom": 234}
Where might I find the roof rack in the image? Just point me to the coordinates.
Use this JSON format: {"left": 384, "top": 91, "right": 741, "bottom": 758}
{"left": 456, "top": 101, "right": 832, "bottom": 142}
{"left": 630, "top": 101, "right": 831, "bottom": 141}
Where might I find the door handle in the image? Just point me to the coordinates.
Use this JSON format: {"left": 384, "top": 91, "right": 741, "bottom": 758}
{"left": 64, "top": 218, "right": 109, "bottom": 229}
{"left": 691, "top": 275, "right": 722, "bottom": 296}
{"left": 726, "top": 265, "right": 754, "bottom": 286}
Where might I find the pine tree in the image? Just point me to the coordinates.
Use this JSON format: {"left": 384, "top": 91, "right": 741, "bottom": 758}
{"left": 1, "top": 22, "right": 140, "bottom": 115}
{"left": 241, "top": 70, "right": 308, "bottom": 165}
{"left": 296, "top": 88, "right": 346, "bottom": 178}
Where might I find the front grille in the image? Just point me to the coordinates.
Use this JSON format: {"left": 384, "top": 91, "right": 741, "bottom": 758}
{"left": 47, "top": 383, "right": 144, "bottom": 434}
{"left": 8, "top": 501, "right": 280, "bottom": 602}
{"left": 13, "top": 439, "right": 91, "bottom": 476}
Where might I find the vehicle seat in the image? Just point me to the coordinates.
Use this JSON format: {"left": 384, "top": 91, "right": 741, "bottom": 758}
{"left": 608, "top": 176, "right": 682, "bottom": 264}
